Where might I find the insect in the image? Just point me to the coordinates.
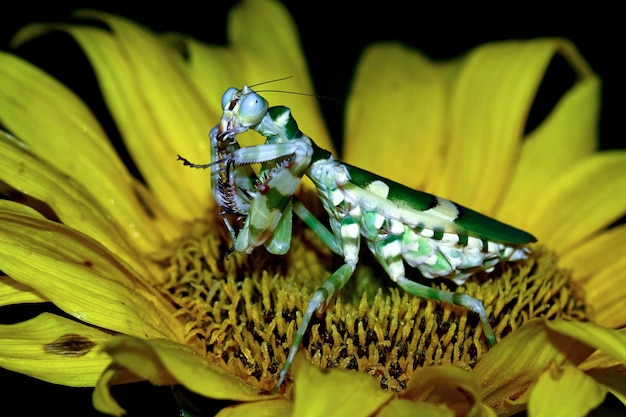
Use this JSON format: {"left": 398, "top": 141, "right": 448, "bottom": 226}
{"left": 179, "top": 85, "right": 537, "bottom": 392}
{"left": 179, "top": 85, "right": 302, "bottom": 256}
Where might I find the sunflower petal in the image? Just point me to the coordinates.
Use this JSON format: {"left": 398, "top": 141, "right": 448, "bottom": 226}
{"left": 580, "top": 341, "right": 626, "bottom": 372}
{"left": 291, "top": 354, "right": 393, "bottom": 417}
{"left": 162, "top": 35, "right": 246, "bottom": 118}
{"left": 0, "top": 54, "right": 167, "bottom": 252}
{"left": 526, "top": 151, "right": 626, "bottom": 252}
{"left": 560, "top": 224, "right": 626, "bottom": 281}
{"left": 473, "top": 320, "right": 595, "bottom": 416}
{"left": 214, "top": 399, "right": 292, "bottom": 417}
{"left": 14, "top": 15, "right": 213, "bottom": 220}
{"left": 586, "top": 371, "right": 626, "bottom": 408}
{"left": 545, "top": 320, "right": 626, "bottom": 365}
{"left": 378, "top": 399, "right": 456, "bottom": 417}
{"left": 0, "top": 275, "right": 46, "bottom": 306}
{"left": 0, "top": 313, "right": 112, "bottom": 386}
{"left": 344, "top": 43, "right": 445, "bottom": 190}
{"left": 400, "top": 365, "right": 484, "bottom": 417}
{"left": 438, "top": 39, "right": 593, "bottom": 213}
{"left": 94, "top": 336, "right": 262, "bottom": 415}
{"left": 93, "top": 366, "right": 138, "bottom": 416}
{"left": 0, "top": 208, "right": 183, "bottom": 341}
{"left": 227, "top": 0, "right": 331, "bottom": 152}
{"left": 496, "top": 75, "right": 600, "bottom": 226}
{"left": 529, "top": 363, "right": 606, "bottom": 417}
{"left": 559, "top": 224, "right": 626, "bottom": 328}
{"left": 0, "top": 134, "right": 152, "bottom": 275}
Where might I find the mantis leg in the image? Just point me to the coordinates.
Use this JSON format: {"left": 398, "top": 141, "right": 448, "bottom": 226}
{"left": 394, "top": 277, "right": 497, "bottom": 346}
{"left": 273, "top": 216, "right": 360, "bottom": 392}
{"left": 292, "top": 199, "right": 342, "bottom": 256}
{"left": 227, "top": 141, "right": 312, "bottom": 171}
{"left": 370, "top": 235, "right": 497, "bottom": 346}
{"left": 220, "top": 142, "right": 312, "bottom": 254}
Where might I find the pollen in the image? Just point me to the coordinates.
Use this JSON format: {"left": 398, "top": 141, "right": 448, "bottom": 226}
{"left": 154, "top": 203, "right": 588, "bottom": 395}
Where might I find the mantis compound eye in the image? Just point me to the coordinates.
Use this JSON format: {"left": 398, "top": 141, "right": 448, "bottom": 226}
{"left": 237, "top": 91, "right": 269, "bottom": 127}
{"left": 221, "top": 87, "right": 239, "bottom": 110}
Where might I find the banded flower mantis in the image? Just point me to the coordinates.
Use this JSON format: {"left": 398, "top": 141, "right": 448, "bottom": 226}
{"left": 179, "top": 85, "right": 537, "bottom": 392}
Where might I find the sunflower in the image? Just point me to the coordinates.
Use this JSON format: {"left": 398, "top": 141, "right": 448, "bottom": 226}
{"left": 1, "top": 1, "right": 625, "bottom": 416}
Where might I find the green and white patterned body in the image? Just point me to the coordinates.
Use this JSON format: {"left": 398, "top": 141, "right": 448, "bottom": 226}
{"left": 179, "top": 86, "right": 536, "bottom": 392}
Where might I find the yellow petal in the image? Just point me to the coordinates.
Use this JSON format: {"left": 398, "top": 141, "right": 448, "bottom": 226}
{"left": 168, "top": 0, "right": 333, "bottom": 154}
{"left": 545, "top": 320, "right": 626, "bottom": 365}
{"left": 438, "top": 39, "right": 593, "bottom": 213}
{"left": 560, "top": 223, "right": 626, "bottom": 281}
{"left": 580, "top": 343, "right": 626, "bottom": 372}
{"left": 344, "top": 43, "right": 445, "bottom": 191}
{"left": 559, "top": 224, "right": 626, "bottom": 328}
{"left": 473, "top": 320, "right": 595, "bottom": 416}
{"left": 14, "top": 14, "right": 213, "bottom": 220}
{"left": 162, "top": 35, "right": 247, "bottom": 119}
{"left": 0, "top": 198, "right": 46, "bottom": 218}
{"left": 378, "top": 399, "right": 455, "bottom": 417}
{"left": 227, "top": 0, "right": 332, "bottom": 152}
{"left": 0, "top": 54, "right": 168, "bottom": 252}
{"left": 528, "top": 363, "right": 606, "bottom": 417}
{"left": 93, "top": 366, "right": 138, "bottom": 416}
{"left": 585, "top": 370, "right": 626, "bottom": 408}
{"left": 0, "top": 208, "right": 183, "bottom": 341}
{"left": 0, "top": 275, "right": 46, "bottom": 306}
{"left": 526, "top": 151, "right": 626, "bottom": 252}
{"left": 0, "top": 134, "right": 152, "bottom": 275}
{"left": 0, "top": 313, "right": 112, "bottom": 386}
{"left": 291, "top": 354, "right": 393, "bottom": 417}
{"left": 497, "top": 75, "right": 600, "bottom": 227}
{"left": 94, "top": 336, "right": 262, "bottom": 415}
{"left": 400, "top": 365, "right": 484, "bottom": 417}
{"left": 547, "top": 323, "right": 626, "bottom": 408}
{"left": 215, "top": 399, "right": 292, "bottom": 417}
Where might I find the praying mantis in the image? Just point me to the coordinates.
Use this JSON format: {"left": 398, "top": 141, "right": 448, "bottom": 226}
{"left": 178, "top": 84, "right": 537, "bottom": 392}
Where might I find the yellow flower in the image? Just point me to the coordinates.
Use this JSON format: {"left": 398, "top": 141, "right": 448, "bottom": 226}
{"left": 1, "top": 1, "right": 625, "bottom": 416}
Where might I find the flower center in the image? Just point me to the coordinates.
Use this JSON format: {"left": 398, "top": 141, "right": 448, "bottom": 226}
{"left": 155, "top": 202, "right": 587, "bottom": 393}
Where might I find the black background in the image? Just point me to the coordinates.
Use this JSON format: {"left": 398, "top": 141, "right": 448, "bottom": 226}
{"left": 0, "top": 1, "right": 623, "bottom": 416}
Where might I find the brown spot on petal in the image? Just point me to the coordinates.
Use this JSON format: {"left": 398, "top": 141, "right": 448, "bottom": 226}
{"left": 44, "top": 334, "right": 96, "bottom": 357}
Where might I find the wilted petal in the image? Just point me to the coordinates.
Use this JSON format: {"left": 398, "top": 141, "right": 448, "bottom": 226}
{"left": 0, "top": 313, "right": 112, "bottom": 386}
